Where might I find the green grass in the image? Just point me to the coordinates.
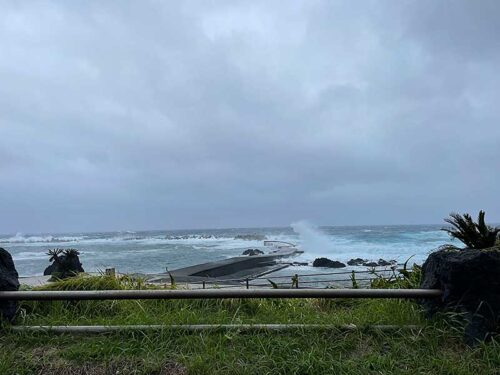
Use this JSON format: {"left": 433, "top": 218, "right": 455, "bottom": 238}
{"left": 1, "top": 275, "right": 499, "bottom": 374}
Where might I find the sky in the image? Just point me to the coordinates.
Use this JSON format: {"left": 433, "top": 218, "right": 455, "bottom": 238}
{"left": 0, "top": 1, "right": 499, "bottom": 234}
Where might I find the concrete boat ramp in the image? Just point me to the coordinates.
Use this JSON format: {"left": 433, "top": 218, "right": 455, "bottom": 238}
{"left": 147, "top": 247, "right": 303, "bottom": 285}
{"left": 18, "top": 242, "right": 304, "bottom": 288}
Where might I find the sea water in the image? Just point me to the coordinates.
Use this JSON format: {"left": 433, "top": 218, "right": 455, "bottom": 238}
{"left": 0, "top": 223, "right": 455, "bottom": 276}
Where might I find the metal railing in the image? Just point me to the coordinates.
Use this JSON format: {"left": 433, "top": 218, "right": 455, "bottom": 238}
{"left": 2, "top": 278, "right": 438, "bottom": 334}
{"left": 185, "top": 266, "right": 405, "bottom": 289}
{"left": 0, "top": 288, "right": 441, "bottom": 301}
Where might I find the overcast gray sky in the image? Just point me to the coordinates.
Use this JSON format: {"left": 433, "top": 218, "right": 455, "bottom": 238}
{"left": 0, "top": 0, "right": 499, "bottom": 234}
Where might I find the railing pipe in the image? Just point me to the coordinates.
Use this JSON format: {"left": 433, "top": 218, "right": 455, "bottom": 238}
{"left": 0, "top": 288, "right": 442, "bottom": 301}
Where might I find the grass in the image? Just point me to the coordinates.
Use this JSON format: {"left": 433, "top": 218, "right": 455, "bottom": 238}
{"left": 1, "top": 275, "right": 499, "bottom": 374}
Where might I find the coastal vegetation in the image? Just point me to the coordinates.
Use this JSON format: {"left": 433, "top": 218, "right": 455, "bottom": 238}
{"left": 442, "top": 211, "right": 500, "bottom": 249}
{"left": 0, "top": 272, "right": 499, "bottom": 374}
{"left": 44, "top": 248, "right": 84, "bottom": 281}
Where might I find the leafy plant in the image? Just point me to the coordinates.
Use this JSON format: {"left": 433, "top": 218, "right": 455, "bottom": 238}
{"left": 442, "top": 211, "right": 500, "bottom": 249}
{"left": 267, "top": 279, "right": 278, "bottom": 289}
{"left": 46, "top": 248, "right": 63, "bottom": 263}
{"left": 45, "top": 248, "right": 83, "bottom": 281}
{"left": 46, "top": 248, "right": 80, "bottom": 263}
{"left": 370, "top": 256, "right": 422, "bottom": 289}
{"left": 291, "top": 274, "right": 299, "bottom": 289}
{"left": 350, "top": 271, "right": 358, "bottom": 289}
{"left": 165, "top": 267, "right": 176, "bottom": 289}
{"left": 63, "top": 249, "right": 80, "bottom": 257}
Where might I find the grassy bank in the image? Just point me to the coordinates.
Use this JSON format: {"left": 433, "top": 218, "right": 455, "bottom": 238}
{"left": 1, "top": 275, "right": 499, "bottom": 374}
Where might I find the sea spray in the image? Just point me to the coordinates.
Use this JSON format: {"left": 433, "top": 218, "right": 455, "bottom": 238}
{"left": 290, "top": 221, "right": 334, "bottom": 258}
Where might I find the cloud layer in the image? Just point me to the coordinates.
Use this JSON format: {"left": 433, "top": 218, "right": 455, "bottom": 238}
{"left": 1, "top": 1, "right": 499, "bottom": 233}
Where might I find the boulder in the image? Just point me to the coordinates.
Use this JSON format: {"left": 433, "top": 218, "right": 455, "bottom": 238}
{"left": 0, "top": 248, "right": 19, "bottom": 322}
{"left": 242, "top": 249, "right": 264, "bottom": 256}
{"left": 420, "top": 245, "right": 500, "bottom": 345}
{"left": 234, "top": 234, "right": 267, "bottom": 241}
{"left": 363, "top": 261, "right": 379, "bottom": 267}
{"left": 377, "top": 259, "right": 392, "bottom": 266}
{"left": 347, "top": 258, "right": 366, "bottom": 266}
{"left": 44, "top": 249, "right": 84, "bottom": 279}
{"left": 312, "top": 257, "right": 346, "bottom": 268}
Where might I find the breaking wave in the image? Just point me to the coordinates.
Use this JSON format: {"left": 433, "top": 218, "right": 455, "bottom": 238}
{"left": 0, "top": 233, "right": 86, "bottom": 244}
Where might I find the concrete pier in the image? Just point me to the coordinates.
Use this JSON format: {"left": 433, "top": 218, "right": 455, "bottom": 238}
{"left": 147, "top": 248, "right": 303, "bottom": 284}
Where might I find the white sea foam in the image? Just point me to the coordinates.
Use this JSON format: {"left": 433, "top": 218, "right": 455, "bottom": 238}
{"left": 12, "top": 251, "right": 48, "bottom": 261}
{"left": 0, "top": 233, "right": 86, "bottom": 244}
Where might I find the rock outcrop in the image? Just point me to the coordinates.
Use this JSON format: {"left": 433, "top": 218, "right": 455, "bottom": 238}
{"left": 312, "top": 257, "right": 346, "bottom": 268}
{"left": 0, "top": 248, "right": 19, "bottom": 322}
{"left": 377, "top": 259, "right": 393, "bottom": 266}
{"left": 420, "top": 245, "right": 500, "bottom": 345}
{"left": 347, "top": 258, "right": 396, "bottom": 267}
{"left": 242, "top": 249, "right": 264, "bottom": 256}
{"left": 347, "top": 258, "right": 366, "bottom": 266}
{"left": 44, "top": 249, "right": 84, "bottom": 279}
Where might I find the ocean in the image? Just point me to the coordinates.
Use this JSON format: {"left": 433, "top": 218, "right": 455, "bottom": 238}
{"left": 0, "top": 222, "right": 456, "bottom": 277}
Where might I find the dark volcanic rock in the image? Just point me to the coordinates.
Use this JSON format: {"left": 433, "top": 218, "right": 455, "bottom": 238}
{"left": 234, "top": 234, "right": 267, "bottom": 241}
{"left": 242, "top": 249, "right": 264, "bottom": 256}
{"left": 44, "top": 249, "right": 84, "bottom": 279}
{"left": 363, "top": 261, "right": 379, "bottom": 267}
{"left": 347, "top": 258, "right": 366, "bottom": 266}
{"left": 421, "top": 245, "right": 500, "bottom": 345}
{"left": 0, "top": 248, "right": 19, "bottom": 322}
{"left": 377, "top": 259, "right": 392, "bottom": 266}
{"left": 312, "top": 257, "right": 346, "bottom": 268}
{"left": 43, "top": 263, "right": 55, "bottom": 276}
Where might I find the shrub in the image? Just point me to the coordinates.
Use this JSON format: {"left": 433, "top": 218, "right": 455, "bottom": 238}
{"left": 442, "top": 211, "right": 499, "bottom": 249}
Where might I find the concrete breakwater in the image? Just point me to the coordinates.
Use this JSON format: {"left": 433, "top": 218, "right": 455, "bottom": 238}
{"left": 148, "top": 248, "right": 303, "bottom": 284}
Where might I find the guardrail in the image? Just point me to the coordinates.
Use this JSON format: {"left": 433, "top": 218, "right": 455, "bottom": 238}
{"left": 2, "top": 287, "right": 439, "bottom": 334}
{"left": 0, "top": 288, "right": 441, "bottom": 301}
{"left": 185, "top": 266, "right": 406, "bottom": 289}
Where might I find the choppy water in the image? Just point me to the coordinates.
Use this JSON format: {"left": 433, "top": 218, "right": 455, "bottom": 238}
{"left": 0, "top": 223, "right": 455, "bottom": 276}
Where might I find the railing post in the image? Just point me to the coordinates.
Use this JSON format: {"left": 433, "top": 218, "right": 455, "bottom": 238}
{"left": 246, "top": 278, "right": 249, "bottom": 289}
{"left": 105, "top": 268, "right": 116, "bottom": 278}
{"left": 295, "top": 274, "right": 299, "bottom": 289}
{"left": 202, "top": 281, "right": 206, "bottom": 289}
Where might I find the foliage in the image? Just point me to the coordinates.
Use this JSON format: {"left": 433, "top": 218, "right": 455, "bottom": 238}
{"left": 38, "top": 274, "right": 145, "bottom": 291}
{"left": 267, "top": 279, "right": 278, "bottom": 289}
{"left": 3, "top": 275, "right": 499, "bottom": 374}
{"left": 46, "top": 248, "right": 63, "bottom": 263}
{"left": 442, "top": 211, "right": 500, "bottom": 249}
{"left": 165, "top": 267, "right": 176, "bottom": 289}
{"left": 63, "top": 249, "right": 80, "bottom": 257}
{"left": 350, "top": 271, "right": 359, "bottom": 289}
{"left": 370, "top": 257, "right": 422, "bottom": 289}
{"left": 45, "top": 248, "right": 84, "bottom": 281}
{"left": 291, "top": 274, "right": 299, "bottom": 288}
{"left": 46, "top": 248, "right": 80, "bottom": 263}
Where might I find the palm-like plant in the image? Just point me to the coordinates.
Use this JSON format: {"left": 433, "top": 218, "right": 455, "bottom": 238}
{"left": 442, "top": 211, "right": 500, "bottom": 249}
{"left": 63, "top": 249, "right": 80, "bottom": 257}
{"left": 47, "top": 248, "right": 63, "bottom": 262}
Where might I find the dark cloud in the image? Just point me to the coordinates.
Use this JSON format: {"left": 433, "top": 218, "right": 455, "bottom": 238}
{"left": 0, "top": 1, "right": 499, "bottom": 233}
